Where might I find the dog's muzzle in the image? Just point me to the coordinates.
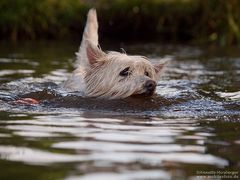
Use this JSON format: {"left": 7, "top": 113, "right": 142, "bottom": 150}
{"left": 143, "top": 80, "right": 156, "bottom": 95}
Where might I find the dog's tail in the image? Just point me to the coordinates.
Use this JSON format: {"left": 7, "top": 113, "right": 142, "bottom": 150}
{"left": 75, "top": 8, "right": 99, "bottom": 68}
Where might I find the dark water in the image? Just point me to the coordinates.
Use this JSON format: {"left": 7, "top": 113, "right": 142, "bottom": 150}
{"left": 0, "top": 41, "right": 239, "bottom": 180}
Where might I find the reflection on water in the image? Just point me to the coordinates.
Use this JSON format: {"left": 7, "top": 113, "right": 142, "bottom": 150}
{"left": 0, "top": 41, "right": 239, "bottom": 179}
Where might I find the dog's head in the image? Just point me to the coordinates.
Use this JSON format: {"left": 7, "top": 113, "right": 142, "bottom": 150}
{"left": 83, "top": 41, "right": 167, "bottom": 99}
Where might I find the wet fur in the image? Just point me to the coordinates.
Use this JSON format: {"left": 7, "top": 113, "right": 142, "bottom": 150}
{"left": 64, "top": 9, "right": 166, "bottom": 99}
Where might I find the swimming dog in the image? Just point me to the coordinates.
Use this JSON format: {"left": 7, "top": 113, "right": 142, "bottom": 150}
{"left": 64, "top": 9, "right": 167, "bottom": 99}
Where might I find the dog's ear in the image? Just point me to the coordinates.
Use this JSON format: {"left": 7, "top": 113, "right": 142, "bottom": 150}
{"left": 154, "top": 63, "right": 165, "bottom": 74}
{"left": 86, "top": 40, "right": 105, "bottom": 65}
{"left": 154, "top": 58, "right": 170, "bottom": 77}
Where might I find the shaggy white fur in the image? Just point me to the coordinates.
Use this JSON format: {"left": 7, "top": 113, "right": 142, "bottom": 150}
{"left": 64, "top": 8, "right": 167, "bottom": 99}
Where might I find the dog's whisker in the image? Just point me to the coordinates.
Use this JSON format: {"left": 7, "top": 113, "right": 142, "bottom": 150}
{"left": 120, "top": 48, "right": 127, "bottom": 54}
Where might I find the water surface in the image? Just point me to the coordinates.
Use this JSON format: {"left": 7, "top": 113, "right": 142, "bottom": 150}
{"left": 0, "top": 41, "right": 239, "bottom": 180}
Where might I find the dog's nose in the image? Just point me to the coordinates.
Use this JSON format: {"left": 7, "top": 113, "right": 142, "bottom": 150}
{"left": 144, "top": 80, "right": 156, "bottom": 92}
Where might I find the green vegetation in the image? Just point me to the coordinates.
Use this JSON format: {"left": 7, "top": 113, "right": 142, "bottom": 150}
{"left": 0, "top": 0, "right": 240, "bottom": 46}
{"left": 0, "top": 0, "right": 89, "bottom": 40}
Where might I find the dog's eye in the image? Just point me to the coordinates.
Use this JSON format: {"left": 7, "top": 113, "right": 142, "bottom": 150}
{"left": 119, "top": 67, "right": 131, "bottom": 76}
{"left": 145, "top": 71, "right": 149, "bottom": 77}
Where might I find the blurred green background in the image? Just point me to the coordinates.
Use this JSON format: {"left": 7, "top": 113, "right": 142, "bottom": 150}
{"left": 0, "top": 0, "right": 239, "bottom": 46}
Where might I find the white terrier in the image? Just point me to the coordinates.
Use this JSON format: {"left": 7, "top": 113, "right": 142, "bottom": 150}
{"left": 64, "top": 9, "right": 166, "bottom": 99}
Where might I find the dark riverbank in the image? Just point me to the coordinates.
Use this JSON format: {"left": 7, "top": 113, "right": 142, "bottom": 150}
{"left": 0, "top": 0, "right": 240, "bottom": 46}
